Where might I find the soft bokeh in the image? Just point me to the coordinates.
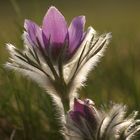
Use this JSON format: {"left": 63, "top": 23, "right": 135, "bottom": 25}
{"left": 0, "top": 0, "right": 140, "bottom": 139}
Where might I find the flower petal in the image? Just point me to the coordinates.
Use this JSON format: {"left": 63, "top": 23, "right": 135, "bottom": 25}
{"left": 68, "top": 16, "right": 85, "bottom": 54}
{"left": 24, "top": 19, "right": 37, "bottom": 45}
{"left": 42, "top": 6, "right": 68, "bottom": 44}
{"left": 24, "top": 19, "right": 44, "bottom": 47}
{"left": 72, "top": 98, "right": 96, "bottom": 121}
{"left": 73, "top": 98, "right": 85, "bottom": 113}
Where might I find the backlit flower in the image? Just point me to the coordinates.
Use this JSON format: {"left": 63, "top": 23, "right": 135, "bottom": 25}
{"left": 24, "top": 6, "right": 85, "bottom": 62}
{"left": 5, "top": 6, "right": 111, "bottom": 110}
{"left": 66, "top": 98, "right": 140, "bottom": 140}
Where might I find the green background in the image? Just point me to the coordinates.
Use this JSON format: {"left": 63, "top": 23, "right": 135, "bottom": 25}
{"left": 0, "top": 0, "right": 140, "bottom": 139}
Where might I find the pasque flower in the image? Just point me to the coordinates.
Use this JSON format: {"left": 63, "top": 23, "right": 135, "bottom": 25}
{"left": 25, "top": 6, "right": 85, "bottom": 62}
{"left": 5, "top": 6, "right": 140, "bottom": 140}
{"left": 6, "top": 6, "right": 111, "bottom": 110}
{"left": 66, "top": 98, "right": 140, "bottom": 140}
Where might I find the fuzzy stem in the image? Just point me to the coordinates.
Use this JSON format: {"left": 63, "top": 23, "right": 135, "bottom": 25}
{"left": 61, "top": 94, "right": 70, "bottom": 113}
{"left": 53, "top": 79, "right": 70, "bottom": 113}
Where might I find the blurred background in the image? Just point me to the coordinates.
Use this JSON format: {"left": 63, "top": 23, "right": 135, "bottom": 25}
{"left": 0, "top": 0, "right": 140, "bottom": 139}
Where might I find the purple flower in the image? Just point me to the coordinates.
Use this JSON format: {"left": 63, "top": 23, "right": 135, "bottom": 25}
{"left": 6, "top": 6, "right": 111, "bottom": 111}
{"left": 66, "top": 99, "right": 140, "bottom": 140}
{"left": 68, "top": 98, "right": 99, "bottom": 139}
{"left": 70, "top": 98, "right": 97, "bottom": 122}
{"left": 25, "top": 6, "right": 85, "bottom": 61}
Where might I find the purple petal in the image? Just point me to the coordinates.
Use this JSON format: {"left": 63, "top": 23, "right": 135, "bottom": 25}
{"left": 42, "top": 6, "right": 68, "bottom": 44}
{"left": 24, "top": 19, "right": 37, "bottom": 45}
{"left": 71, "top": 98, "right": 98, "bottom": 130}
{"left": 36, "top": 27, "right": 44, "bottom": 47}
{"left": 73, "top": 98, "right": 85, "bottom": 114}
{"left": 70, "top": 98, "right": 91, "bottom": 122}
{"left": 24, "top": 19, "right": 44, "bottom": 47}
{"left": 68, "top": 16, "right": 85, "bottom": 54}
{"left": 73, "top": 98, "right": 95, "bottom": 118}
